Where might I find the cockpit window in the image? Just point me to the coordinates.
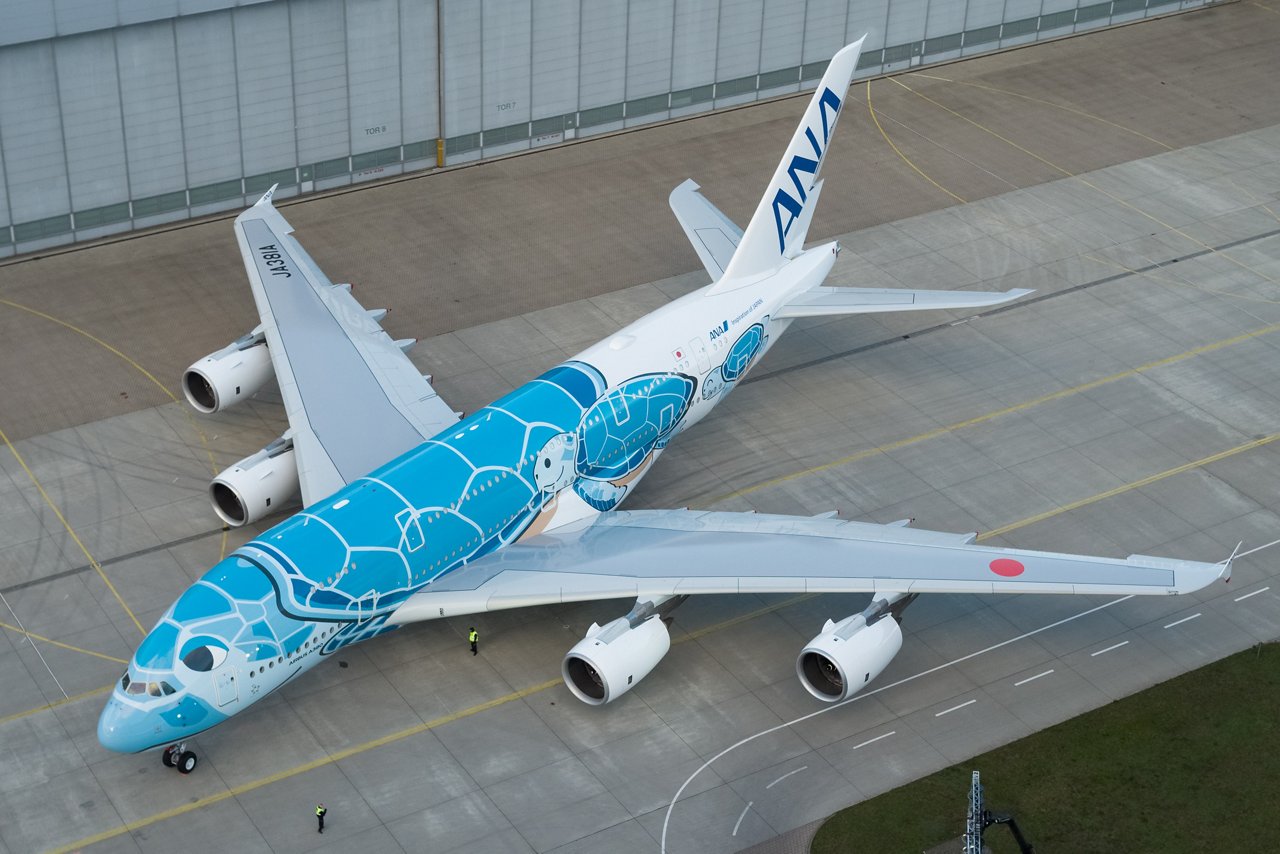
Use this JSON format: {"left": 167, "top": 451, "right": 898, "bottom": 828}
{"left": 160, "top": 681, "right": 176, "bottom": 695}
{"left": 120, "top": 672, "right": 130, "bottom": 691}
{"left": 147, "top": 682, "right": 163, "bottom": 697}
{"left": 126, "top": 680, "right": 147, "bottom": 695}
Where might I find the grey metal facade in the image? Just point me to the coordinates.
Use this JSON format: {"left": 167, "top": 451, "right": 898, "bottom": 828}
{"left": 0, "top": 0, "right": 1208, "bottom": 257}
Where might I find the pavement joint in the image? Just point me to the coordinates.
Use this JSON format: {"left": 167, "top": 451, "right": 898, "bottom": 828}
{"left": 891, "top": 76, "right": 1280, "bottom": 289}
{"left": 0, "top": 423, "right": 144, "bottom": 636}
{"left": 721, "top": 303, "right": 1280, "bottom": 505}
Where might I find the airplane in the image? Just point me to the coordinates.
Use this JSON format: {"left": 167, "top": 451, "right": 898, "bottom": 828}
{"left": 97, "top": 38, "right": 1231, "bottom": 772}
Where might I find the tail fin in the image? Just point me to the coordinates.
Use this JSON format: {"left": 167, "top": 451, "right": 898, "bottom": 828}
{"left": 714, "top": 37, "right": 865, "bottom": 290}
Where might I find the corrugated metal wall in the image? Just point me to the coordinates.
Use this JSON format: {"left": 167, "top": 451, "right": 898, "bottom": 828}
{"left": 0, "top": 0, "right": 1206, "bottom": 256}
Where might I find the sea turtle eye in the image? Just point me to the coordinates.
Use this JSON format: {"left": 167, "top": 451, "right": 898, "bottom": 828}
{"left": 179, "top": 637, "right": 228, "bottom": 672}
{"left": 543, "top": 458, "right": 551, "bottom": 468}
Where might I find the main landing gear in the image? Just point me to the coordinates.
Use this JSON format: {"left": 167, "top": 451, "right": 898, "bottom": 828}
{"left": 161, "top": 742, "right": 198, "bottom": 774}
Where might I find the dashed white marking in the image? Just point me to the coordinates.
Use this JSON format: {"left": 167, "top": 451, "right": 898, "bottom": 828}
{"left": 851, "top": 731, "right": 896, "bottom": 750}
{"left": 1164, "top": 613, "right": 1201, "bottom": 629}
{"left": 935, "top": 699, "right": 977, "bottom": 717}
{"left": 1092, "top": 640, "right": 1128, "bottom": 657}
{"left": 1014, "top": 669, "right": 1054, "bottom": 687}
{"left": 766, "top": 766, "right": 808, "bottom": 789}
{"left": 732, "top": 802, "right": 753, "bottom": 837}
{"left": 661, "top": 594, "right": 1136, "bottom": 853}
{"left": 1236, "top": 586, "right": 1270, "bottom": 602}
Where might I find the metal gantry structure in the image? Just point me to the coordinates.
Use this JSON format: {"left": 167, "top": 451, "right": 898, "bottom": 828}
{"left": 964, "top": 770, "right": 1036, "bottom": 854}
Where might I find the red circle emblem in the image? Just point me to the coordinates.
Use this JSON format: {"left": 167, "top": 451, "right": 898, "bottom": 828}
{"left": 989, "top": 558, "right": 1025, "bottom": 577}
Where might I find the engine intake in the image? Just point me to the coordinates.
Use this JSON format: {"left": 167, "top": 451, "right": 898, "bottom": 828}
{"left": 209, "top": 438, "right": 299, "bottom": 527}
{"left": 562, "top": 615, "right": 670, "bottom": 705}
{"left": 797, "top": 610, "right": 903, "bottom": 703}
{"left": 183, "top": 334, "right": 272, "bottom": 413}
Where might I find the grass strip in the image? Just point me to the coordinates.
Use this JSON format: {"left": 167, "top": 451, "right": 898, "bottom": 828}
{"left": 814, "top": 643, "right": 1280, "bottom": 853}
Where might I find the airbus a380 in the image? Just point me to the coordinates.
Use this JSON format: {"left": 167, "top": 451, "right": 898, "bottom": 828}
{"left": 98, "top": 39, "right": 1231, "bottom": 770}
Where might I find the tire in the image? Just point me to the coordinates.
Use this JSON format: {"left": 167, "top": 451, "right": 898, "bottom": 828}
{"left": 178, "top": 751, "right": 197, "bottom": 774}
{"left": 161, "top": 749, "right": 174, "bottom": 768}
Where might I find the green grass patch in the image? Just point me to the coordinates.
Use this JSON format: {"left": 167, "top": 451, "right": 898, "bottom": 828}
{"left": 813, "top": 643, "right": 1280, "bottom": 853}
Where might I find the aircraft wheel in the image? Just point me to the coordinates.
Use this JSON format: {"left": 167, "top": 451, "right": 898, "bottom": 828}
{"left": 161, "top": 749, "right": 175, "bottom": 768}
{"left": 177, "top": 751, "right": 198, "bottom": 774}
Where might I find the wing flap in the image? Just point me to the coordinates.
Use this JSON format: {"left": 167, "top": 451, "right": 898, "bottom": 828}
{"left": 389, "top": 510, "right": 1228, "bottom": 623}
{"left": 776, "top": 286, "right": 1033, "bottom": 319}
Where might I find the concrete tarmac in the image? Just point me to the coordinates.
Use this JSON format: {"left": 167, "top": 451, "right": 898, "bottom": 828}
{"left": 2, "top": 5, "right": 1280, "bottom": 853}
{"left": 1, "top": 1, "right": 1278, "bottom": 442}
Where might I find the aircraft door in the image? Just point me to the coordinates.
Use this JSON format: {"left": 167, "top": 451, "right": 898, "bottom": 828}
{"left": 213, "top": 666, "right": 239, "bottom": 707}
{"left": 688, "top": 338, "right": 711, "bottom": 373}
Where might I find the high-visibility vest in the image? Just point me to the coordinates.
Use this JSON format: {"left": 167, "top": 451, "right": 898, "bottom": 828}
{"left": 469, "top": 630, "right": 478, "bottom": 642}
{"left": 316, "top": 806, "right": 326, "bottom": 816}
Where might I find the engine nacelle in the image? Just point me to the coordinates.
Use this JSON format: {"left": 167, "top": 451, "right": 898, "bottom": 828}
{"left": 562, "top": 615, "right": 670, "bottom": 705}
{"left": 209, "top": 438, "right": 299, "bottom": 527}
{"left": 183, "top": 336, "right": 272, "bottom": 413}
{"left": 797, "top": 612, "right": 903, "bottom": 703}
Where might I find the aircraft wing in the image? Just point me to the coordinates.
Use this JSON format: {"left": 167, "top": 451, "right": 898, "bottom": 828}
{"left": 669, "top": 179, "right": 743, "bottom": 281}
{"left": 389, "top": 509, "right": 1229, "bottom": 623}
{"left": 233, "top": 187, "right": 459, "bottom": 506}
{"left": 776, "top": 286, "right": 1034, "bottom": 318}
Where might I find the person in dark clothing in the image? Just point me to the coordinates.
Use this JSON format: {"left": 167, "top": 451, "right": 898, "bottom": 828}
{"left": 469, "top": 627, "right": 478, "bottom": 655}
{"left": 316, "top": 803, "right": 327, "bottom": 833}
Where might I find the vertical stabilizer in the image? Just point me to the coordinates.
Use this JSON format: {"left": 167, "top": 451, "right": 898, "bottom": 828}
{"left": 712, "top": 37, "right": 865, "bottom": 291}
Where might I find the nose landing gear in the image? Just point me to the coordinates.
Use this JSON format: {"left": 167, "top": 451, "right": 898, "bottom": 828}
{"left": 161, "top": 742, "right": 198, "bottom": 774}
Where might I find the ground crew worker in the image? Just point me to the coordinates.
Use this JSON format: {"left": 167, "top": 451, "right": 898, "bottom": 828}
{"left": 469, "top": 627, "right": 479, "bottom": 655}
{"left": 316, "top": 803, "right": 327, "bottom": 833}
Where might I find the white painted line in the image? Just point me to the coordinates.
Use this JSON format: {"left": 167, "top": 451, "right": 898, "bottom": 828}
{"left": 661, "top": 594, "right": 1137, "bottom": 853}
{"left": 732, "top": 802, "right": 753, "bottom": 837}
{"left": 935, "top": 699, "right": 977, "bottom": 717}
{"left": 851, "top": 731, "right": 896, "bottom": 751}
{"left": 1091, "top": 640, "right": 1128, "bottom": 657}
{"left": 1164, "top": 613, "right": 1201, "bottom": 629}
{"left": 1014, "top": 669, "right": 1054, "bottom": 687}
{"left": 766, "top": 766, "right": 808, "bottom": 789}
{"left": 1236, "top": 586, "right": 1270, "bottom": 602}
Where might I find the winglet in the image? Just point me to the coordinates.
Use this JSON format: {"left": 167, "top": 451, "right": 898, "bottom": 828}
{"left": 1219, "top": 541, "right": 1243, "bottom": 583}
{"left": 255, "top": 184, "right": 280, "bottom": 208}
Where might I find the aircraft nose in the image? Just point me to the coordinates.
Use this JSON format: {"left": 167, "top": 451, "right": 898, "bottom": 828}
{"left": 97, "top": 696, "right": 160, "bottom": 753}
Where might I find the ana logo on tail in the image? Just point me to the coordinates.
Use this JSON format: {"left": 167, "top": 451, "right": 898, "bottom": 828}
{"left": 771, "top": 87, "right": 842, "bottom": 253}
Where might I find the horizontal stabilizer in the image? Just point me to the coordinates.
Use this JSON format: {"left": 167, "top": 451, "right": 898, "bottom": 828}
{"left": 669, "top": 179, "right": 743, "bottom": 281}
{"left": 776, "top": 286, "right": 1033, "bottom": 318}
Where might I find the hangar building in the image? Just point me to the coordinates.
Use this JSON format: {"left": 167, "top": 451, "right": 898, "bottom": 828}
{"left": 0, "top": 0, "right": 1207, "bottom": 257}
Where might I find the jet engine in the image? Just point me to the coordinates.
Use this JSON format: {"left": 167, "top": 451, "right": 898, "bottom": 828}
{"left": 183, "top": 331, "right": 272, "bottom": 413}
{"left": 209, "top": 437, "right": 298, "bottom": 527}
{"left": 796, "top": 593, "right": 916, "bottom": 702}
{"left": 562, "top": 615, "right": 670, "bottom": 705}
